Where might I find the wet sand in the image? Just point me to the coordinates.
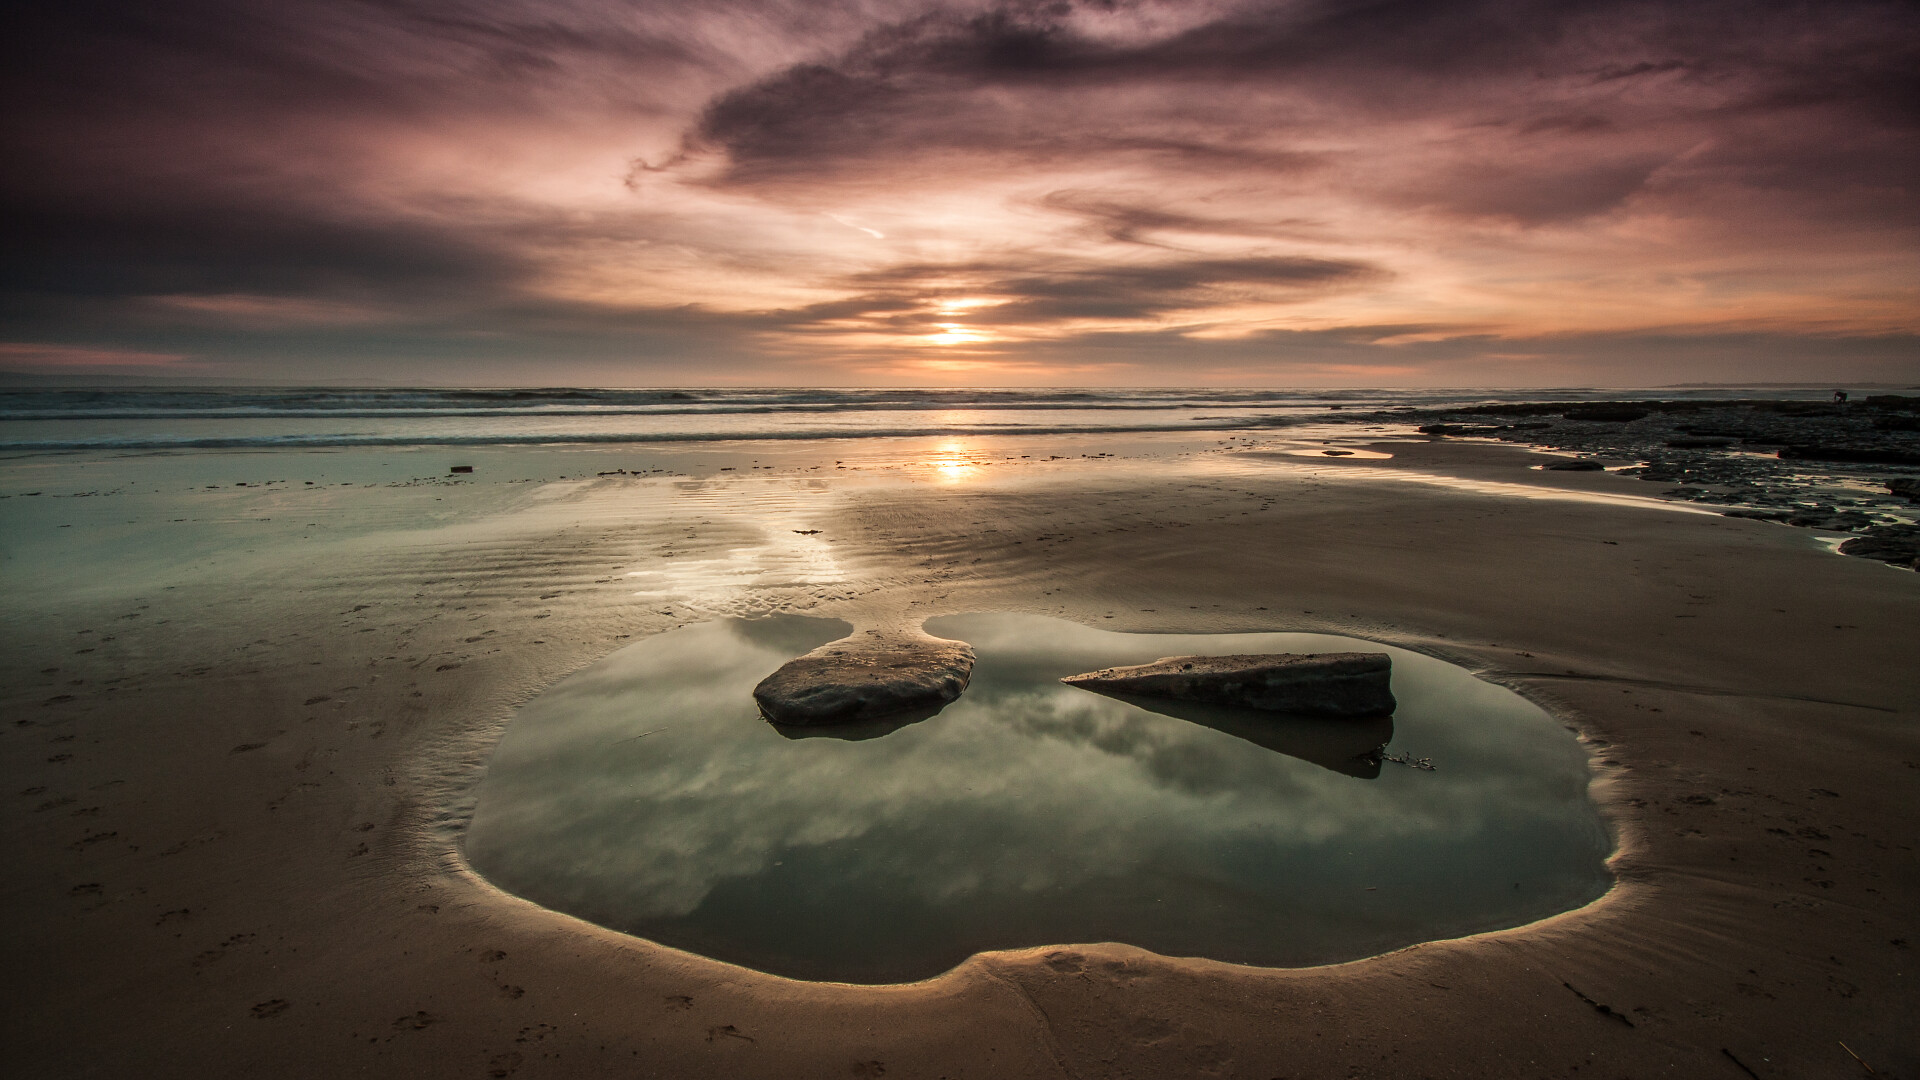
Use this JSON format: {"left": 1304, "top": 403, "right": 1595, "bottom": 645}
{"left": 5, "top": 434, "right": 1917, "bottom": 1079}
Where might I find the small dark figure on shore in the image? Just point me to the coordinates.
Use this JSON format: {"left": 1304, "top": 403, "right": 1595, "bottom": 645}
{"left": 1833, "top": 389, "right": 1849, "bottom": 404}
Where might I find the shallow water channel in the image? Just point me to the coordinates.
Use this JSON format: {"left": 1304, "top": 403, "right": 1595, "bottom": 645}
{"left": 466, "top": 613, "right": 1612, "bottom": 983}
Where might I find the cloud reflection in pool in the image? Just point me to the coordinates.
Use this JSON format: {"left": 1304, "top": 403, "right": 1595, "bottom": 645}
{"left": 466, "top": 613, "right": 1611, "bottom": 983}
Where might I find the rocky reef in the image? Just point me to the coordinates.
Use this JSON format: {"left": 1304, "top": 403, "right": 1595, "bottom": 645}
{"left": 1357, "top": 395, "right": 1920, "bottom": 569}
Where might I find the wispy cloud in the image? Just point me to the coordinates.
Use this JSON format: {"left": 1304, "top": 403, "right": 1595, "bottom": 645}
{"left": 0, "top": 342, "right": 198, "bottom": 372}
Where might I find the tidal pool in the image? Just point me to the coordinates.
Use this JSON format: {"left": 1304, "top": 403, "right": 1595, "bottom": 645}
{"left": 466, "top": 613, "right": 1611, "bottom": 983}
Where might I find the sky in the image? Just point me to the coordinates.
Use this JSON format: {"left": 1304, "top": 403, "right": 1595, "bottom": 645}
{"left": 2, "top": 0, "right": 1916, "bottom": 387}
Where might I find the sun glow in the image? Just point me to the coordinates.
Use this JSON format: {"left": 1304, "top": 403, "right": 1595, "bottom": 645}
{"left": 924, "top": 322, "right": 989, "bottom": 346}
{"left": 934, "top": 297, "right": 996, "bottom": 314}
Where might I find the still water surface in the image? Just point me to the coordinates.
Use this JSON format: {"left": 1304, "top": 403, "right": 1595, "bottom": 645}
{"left": 466, "top": 613, "right": 1611, "bottom": 983}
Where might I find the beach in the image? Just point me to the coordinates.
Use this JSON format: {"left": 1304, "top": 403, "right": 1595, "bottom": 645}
{"left": 5, "top": 421, "right": 1917, "bottom": 1079}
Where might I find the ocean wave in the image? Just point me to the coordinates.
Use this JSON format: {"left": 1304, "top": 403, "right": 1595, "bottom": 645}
{"left": 0, "top": 385, "right": 1815, "bottom": 413}
{"left": 0, "top": 416, "right": 1299, "bottom": 452}
{"left": 0, "top": 401, "right": 1307, "bottom": 422}
{"left": 0, "top": 386, "right": 1350, "bottom": 416}
{"left": 0, "top": 385, "right": 1679, "bottom": 423}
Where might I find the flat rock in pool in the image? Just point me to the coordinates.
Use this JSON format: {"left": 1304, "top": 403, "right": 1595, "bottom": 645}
{"left": 1062, "top": 653, "right": 1395, "bottom": 718}
{"left": 753, "top": 635, "right": 975, "bottom": 725}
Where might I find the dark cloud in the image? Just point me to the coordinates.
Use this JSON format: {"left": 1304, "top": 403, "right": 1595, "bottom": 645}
{"left": 1516, "top": 114, "right": 1615, "bottom": 136}
{"left": 1036, "top": 190, "right": 1323, "bottom": 246}
{"left": 1411, "top": 155, "right": 1671, "bottom": 225}
{"left": 976, "top": 256, "right": 1384, "bottom": 322}
{"left": 679, "top": 0, "right": 1919, "bottom": 221}
{"left": 0, "top": 194, "right": 525, "bottom": 303}
{"left": 0, "top": 0, "right": 736, "bottom": 120}
{"left": 0, "top": 0, "right": 701, "bottom": 315}
{"left": 679, "top": 71, "right": 1319, "bottom": 188}
{"left": 756, "top": 253, "right": 1383, "bottom": 332}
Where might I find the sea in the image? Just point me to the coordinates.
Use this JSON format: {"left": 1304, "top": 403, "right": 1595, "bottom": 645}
{"left": 0, "top": 385, "right": 1844, "bottom": 453}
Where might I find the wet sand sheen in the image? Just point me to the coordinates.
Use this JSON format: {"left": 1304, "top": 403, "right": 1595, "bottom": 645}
{"left": 4, "top": 433, "right": 1914, "bottom": 1078}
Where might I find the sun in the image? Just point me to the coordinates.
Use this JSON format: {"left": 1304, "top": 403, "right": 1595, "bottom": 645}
{"left": 924, "top": 322, "right": 989, "bottom": 346}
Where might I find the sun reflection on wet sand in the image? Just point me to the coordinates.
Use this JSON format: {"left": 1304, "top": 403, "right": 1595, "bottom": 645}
{"left": 927, "top": 440, "right": 980, "bottom": 483}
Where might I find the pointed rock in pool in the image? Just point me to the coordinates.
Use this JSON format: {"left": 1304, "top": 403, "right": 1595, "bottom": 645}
{"left": 1062, "top": 653, "right": 1395, "bottom": 717}
{"left": 753, "top": 636, "right": 975, "bottom": 725}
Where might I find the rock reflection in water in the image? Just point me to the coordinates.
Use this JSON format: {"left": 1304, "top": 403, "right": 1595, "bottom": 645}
{"left": 1080, "top": 690, "right": 1395, "bottom": 778}
{"left": 768, "top": 703, "right": 947, "bottom": 741}
{"left": 466, "top": 612, "right": 1611, "bottom": 984}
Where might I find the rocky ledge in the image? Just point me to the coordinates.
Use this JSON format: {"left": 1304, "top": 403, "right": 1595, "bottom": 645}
{"left": 1335, "top": 396, "right": 1920, "bottom": 569}
{"left": 1062, "top": 653, "right": 1395, "bottom": 718}
{"left": 1838, "top": 524, "right": 1920, "bottom": 570}
{"left": 753, "top": 635, "right": 975, "bottom": 725}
